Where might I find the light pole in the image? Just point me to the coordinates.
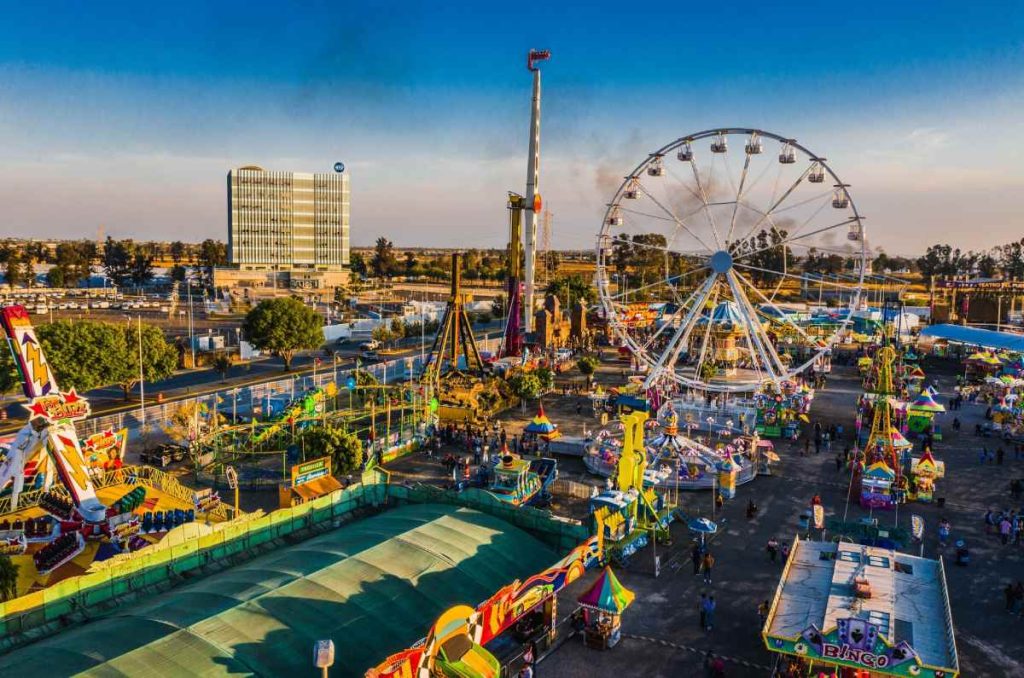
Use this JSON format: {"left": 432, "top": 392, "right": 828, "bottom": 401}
{"left": 136, "top": 315, "right": 145, "bottom": 430}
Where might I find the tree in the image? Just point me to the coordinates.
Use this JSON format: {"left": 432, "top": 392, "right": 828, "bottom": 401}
{"left": 197, "top": 239, "right": 227, "bottom": 283}
{"left": 0, "top": 347, "right": 20, "bottom": 396}
{"left": 50, "top": 241, "right": 94, "bottom": 288}
{"left": 371, "top": 237, "right": 398, "bottom": 278}
{"left": 535, "top": 367, "right": 555, "bottom": 392}
{"left": 297, "top": 425, "right": 364, "bottom": 475}
{"left": 211, "top": 352, "right": 234, "bottom": 382}
{"left": 36, "top": 320, "right": 127, "bottom": 392}
{"left": 170, "top": 241, "right": 186, "bottom": 264}
{"left": 371, "top": 325, "right": 393, "bottom": 346}
{"left": 545, "top": 274, "right": 597, "bottom": 309}
{"left": 349, "top": 252, "right": 368, "bottom": 277}
{"left": 116, "top": 322, "right": 178, "bottom": 400}
{"left": 577, "top": 355, "right": 600, "bottom": 387}
{"left": 46, "top": 265, "right": 66, "bottom": 288}
{"left": 403, "top": 251, "right": 418, "bottom": 275}
{"left": 129, "top": 251, "right": 155, "bottom": 287}
{"left": 508, "top": 372, "right": 543, "bottom": 407}
{"left": 243, "top": 298, "right": 324, "bottom": 371}
{"left": 3, "top": 250, "right": 23, "bottom": 289}
{"left": 0, "top": 554, "right": 19, "bottom": 602}
{"left": 169, "top": 265, "right": 188, "bottom": 282}
{"left": 103, "top": 237, "right": 135, "bottom": 287}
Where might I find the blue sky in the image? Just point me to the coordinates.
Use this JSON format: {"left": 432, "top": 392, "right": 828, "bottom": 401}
{"left": 1, "top": 1, "right": 1022, "bottom": 253}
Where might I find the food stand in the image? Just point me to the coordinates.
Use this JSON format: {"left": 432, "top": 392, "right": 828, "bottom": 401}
{"left": 278, "top": 456, "right": 343, "bottom": 508}
{"left": 578, "top": 566, "right": 635, "bottom": 650}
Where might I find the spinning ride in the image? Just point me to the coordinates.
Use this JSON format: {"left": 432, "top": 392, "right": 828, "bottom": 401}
{"left": 596, "top": 128, "right": 867, "bottom": 393}
{"left": 583, "top": 403, "right": 767, "bottom": 492}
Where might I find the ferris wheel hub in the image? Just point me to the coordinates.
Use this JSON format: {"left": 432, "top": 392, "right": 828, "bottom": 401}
{"left": 709, "top": 250, "right": 734, "bottom": 274}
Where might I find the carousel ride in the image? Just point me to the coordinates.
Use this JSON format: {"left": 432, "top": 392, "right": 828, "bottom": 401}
{"left": 596, "top": 128, "right": 867, "bottom": 396}
{"left": 583, "top": 402, "right": 773, "bottom": 494}
{"left": 0, "top": 305, "right": 227, "bottom": 592}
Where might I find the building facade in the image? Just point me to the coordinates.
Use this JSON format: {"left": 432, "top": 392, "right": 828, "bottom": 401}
{"left": 220, "top": 166, "right": 349, "bottom": 291}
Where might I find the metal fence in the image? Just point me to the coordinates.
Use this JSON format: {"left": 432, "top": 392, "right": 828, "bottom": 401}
{"left": 70, "top": 355, "right": 428, "bottom": 446}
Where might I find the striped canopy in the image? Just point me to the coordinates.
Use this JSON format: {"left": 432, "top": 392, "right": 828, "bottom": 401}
{"left": 909, "top": 392, "right": 945, "bottom": 413}
{"left": 578, "top": 566, "right": 635, "bottom": 614}
{"left": 524, "top": 403, "right": 559, "bottom": 436}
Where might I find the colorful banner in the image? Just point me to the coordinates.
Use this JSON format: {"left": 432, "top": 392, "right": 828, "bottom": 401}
{"left": 911, "top": 514, "right": 924, "bottom": 540}
{"left": 768, "top": 617, "right": 932, "bottom": 677}
{"left": 812, "top": 504, "right": 825, "bottom": 530}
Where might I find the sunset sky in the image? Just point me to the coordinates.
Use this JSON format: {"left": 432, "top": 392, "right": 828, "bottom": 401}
{"left": 1, "top": 1, "right": 1022, "bottom": 254}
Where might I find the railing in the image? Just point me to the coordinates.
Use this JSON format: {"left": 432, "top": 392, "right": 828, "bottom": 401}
{"left": 550, "top": 478, "right": 597, "bottom": 500}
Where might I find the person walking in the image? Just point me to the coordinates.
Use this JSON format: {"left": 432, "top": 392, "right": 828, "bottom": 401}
{"left": 699, "top": 593, "right": 708, "bottom": 630}
{"left": 703, "top": 594, "right": 716, "bottom": 631}
{"left": 758, "top": 599, "right": 770, "bottom": 628}
{"left": 767, "top": 537, "right": 779, "bottom": 563}
{"left": 691, "top": 542, "right": 702, "bottom": 576}
{"left": 938, "top": 518, "right": 951, "bottom": 548}
{"left": 702, "top": 551, "right": 715, "bottom": 585}
{"left": 1000, "top": 516, "right": 1012, "bottom": 545}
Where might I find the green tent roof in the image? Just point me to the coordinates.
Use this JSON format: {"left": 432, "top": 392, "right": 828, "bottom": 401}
{"left": 0, "top": 504, "right": 559, "bottom": 678}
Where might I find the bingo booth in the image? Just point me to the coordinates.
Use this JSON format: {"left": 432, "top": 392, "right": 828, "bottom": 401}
{"left": 278, "top": 456, "right": 343, "bottom": 508}
{"left": 577, "top": 566, "right": 635, "bottom": 650}
{"left": 762, "top": 538, "right": 959, "bottom": 678}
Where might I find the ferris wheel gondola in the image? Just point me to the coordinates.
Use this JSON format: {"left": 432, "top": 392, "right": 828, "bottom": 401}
{"left": 596, "top": 128, "right": 867, "bottom": 394}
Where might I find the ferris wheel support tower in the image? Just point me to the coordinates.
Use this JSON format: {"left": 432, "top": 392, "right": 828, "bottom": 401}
{"left": 523, "top": 49, "right": 549, "bottom": 333}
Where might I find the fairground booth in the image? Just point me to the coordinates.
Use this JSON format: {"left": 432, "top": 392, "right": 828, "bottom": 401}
{"left": 278, "top": 456, "right": 343, "bottom": 508}
{"left": 763, "top": 538, "right": 959, "bottom": 678}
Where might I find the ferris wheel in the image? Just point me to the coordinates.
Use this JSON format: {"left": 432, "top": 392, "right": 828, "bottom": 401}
{"left": 596, "top": 128, "right": 867, "bottom": 393}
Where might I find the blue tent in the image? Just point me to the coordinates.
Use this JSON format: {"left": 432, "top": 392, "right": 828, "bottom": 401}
{"left": 919, "top": 324, "right": 1024, "bottom": 353}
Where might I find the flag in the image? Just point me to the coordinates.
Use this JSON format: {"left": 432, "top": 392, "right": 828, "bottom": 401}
{"left": 812, "top": 504, "right": 824, "bottom": 529}
{"left": 911, "top": 515, "right": 924, "bottom": 540}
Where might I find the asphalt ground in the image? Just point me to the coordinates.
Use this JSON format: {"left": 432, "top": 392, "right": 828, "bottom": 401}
{"left": 384, "top": 361, "right": 1024, "bottom": 677}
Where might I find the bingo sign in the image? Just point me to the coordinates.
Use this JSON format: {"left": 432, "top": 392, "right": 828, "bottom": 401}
{"left": 291, "top": 456, "right": 331, "bottom": 488}
{"left": 770, "top": 618, "right": 929, "bottom": 676}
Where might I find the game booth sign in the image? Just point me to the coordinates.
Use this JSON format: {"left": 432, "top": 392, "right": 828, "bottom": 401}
{"left": 767, "top": 618, "right": 944, "bottom": 676}
{"left": 369, "top": 536, "right": 601, "bottom": 678}
{"left": 278, "top": 456, "right": 343, "bottom": 508}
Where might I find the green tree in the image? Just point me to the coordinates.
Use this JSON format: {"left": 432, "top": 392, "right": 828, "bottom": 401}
{"left": 116, "top": 322, "right": 178, "bottom": 400}
{"left": 36, "top": 320, "right": 127, "bottom": 392}
{"left": 169, "top": 241, "right": 186, "bottom": 264}
{"left": 169, "top": 264, "right": 188, "bottom": 282}
{"left": 3, "top": 250, "right": 23, "bottom": 289}
{"left": 46, "top": 266, "right": 66, "bottom": 288}
{"left": 371, "top": 237, "right": 398, "bottom": 278}
{"left": 545, "top": 274, "right": 597, "bottom": 309}
{"left": 297, "top": 425, "right": 364, "bottom": 474}
{"left": 371, "top": 325, "right": 393, "bottom": 346}
{"left": 103, "top": 237, "right": 135, "bottom": 287}
{"left": 349, "top": 252, "right": 368, "bottom": 277}
{"left": 129, "top": 251, "right": 155, "bottom": 287}
{"left": 508, "top": 372, "right": 543, "bottom": 407}
{"left": 0, "top": 348, "right": 20, "bottom": 396}
{"left": 403, "top": 251, "right": 418, "bottom": 275}
{"left": 0, "top": 554, "right": 19, "bottom": 602}
{"left": 211, "top": 352, "right": 234, "bottom": 382}
{"left": 243, "top": 298, "right": 324, "bottom": 371}
{"left": 535, "top": 366, "right": 555, "bottom": 392}
{"left": 577, "top": 355, "right": 600, "bottom": 387}
{"left": 197, "top": 239, "right": 227, "bottom": 283}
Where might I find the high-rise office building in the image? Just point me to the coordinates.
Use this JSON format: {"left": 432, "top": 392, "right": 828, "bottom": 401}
{"left": 218, "top": 166, "right": 350, "bottom": 291}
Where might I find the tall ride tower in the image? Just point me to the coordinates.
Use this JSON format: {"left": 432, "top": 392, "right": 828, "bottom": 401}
{"left": 523, "top": 49, "right": 550, "bottom": 333}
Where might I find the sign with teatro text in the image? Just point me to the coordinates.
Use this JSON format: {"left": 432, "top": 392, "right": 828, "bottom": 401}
{"left": 936, "top": 279, "right": 1024, "bottom": 293}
